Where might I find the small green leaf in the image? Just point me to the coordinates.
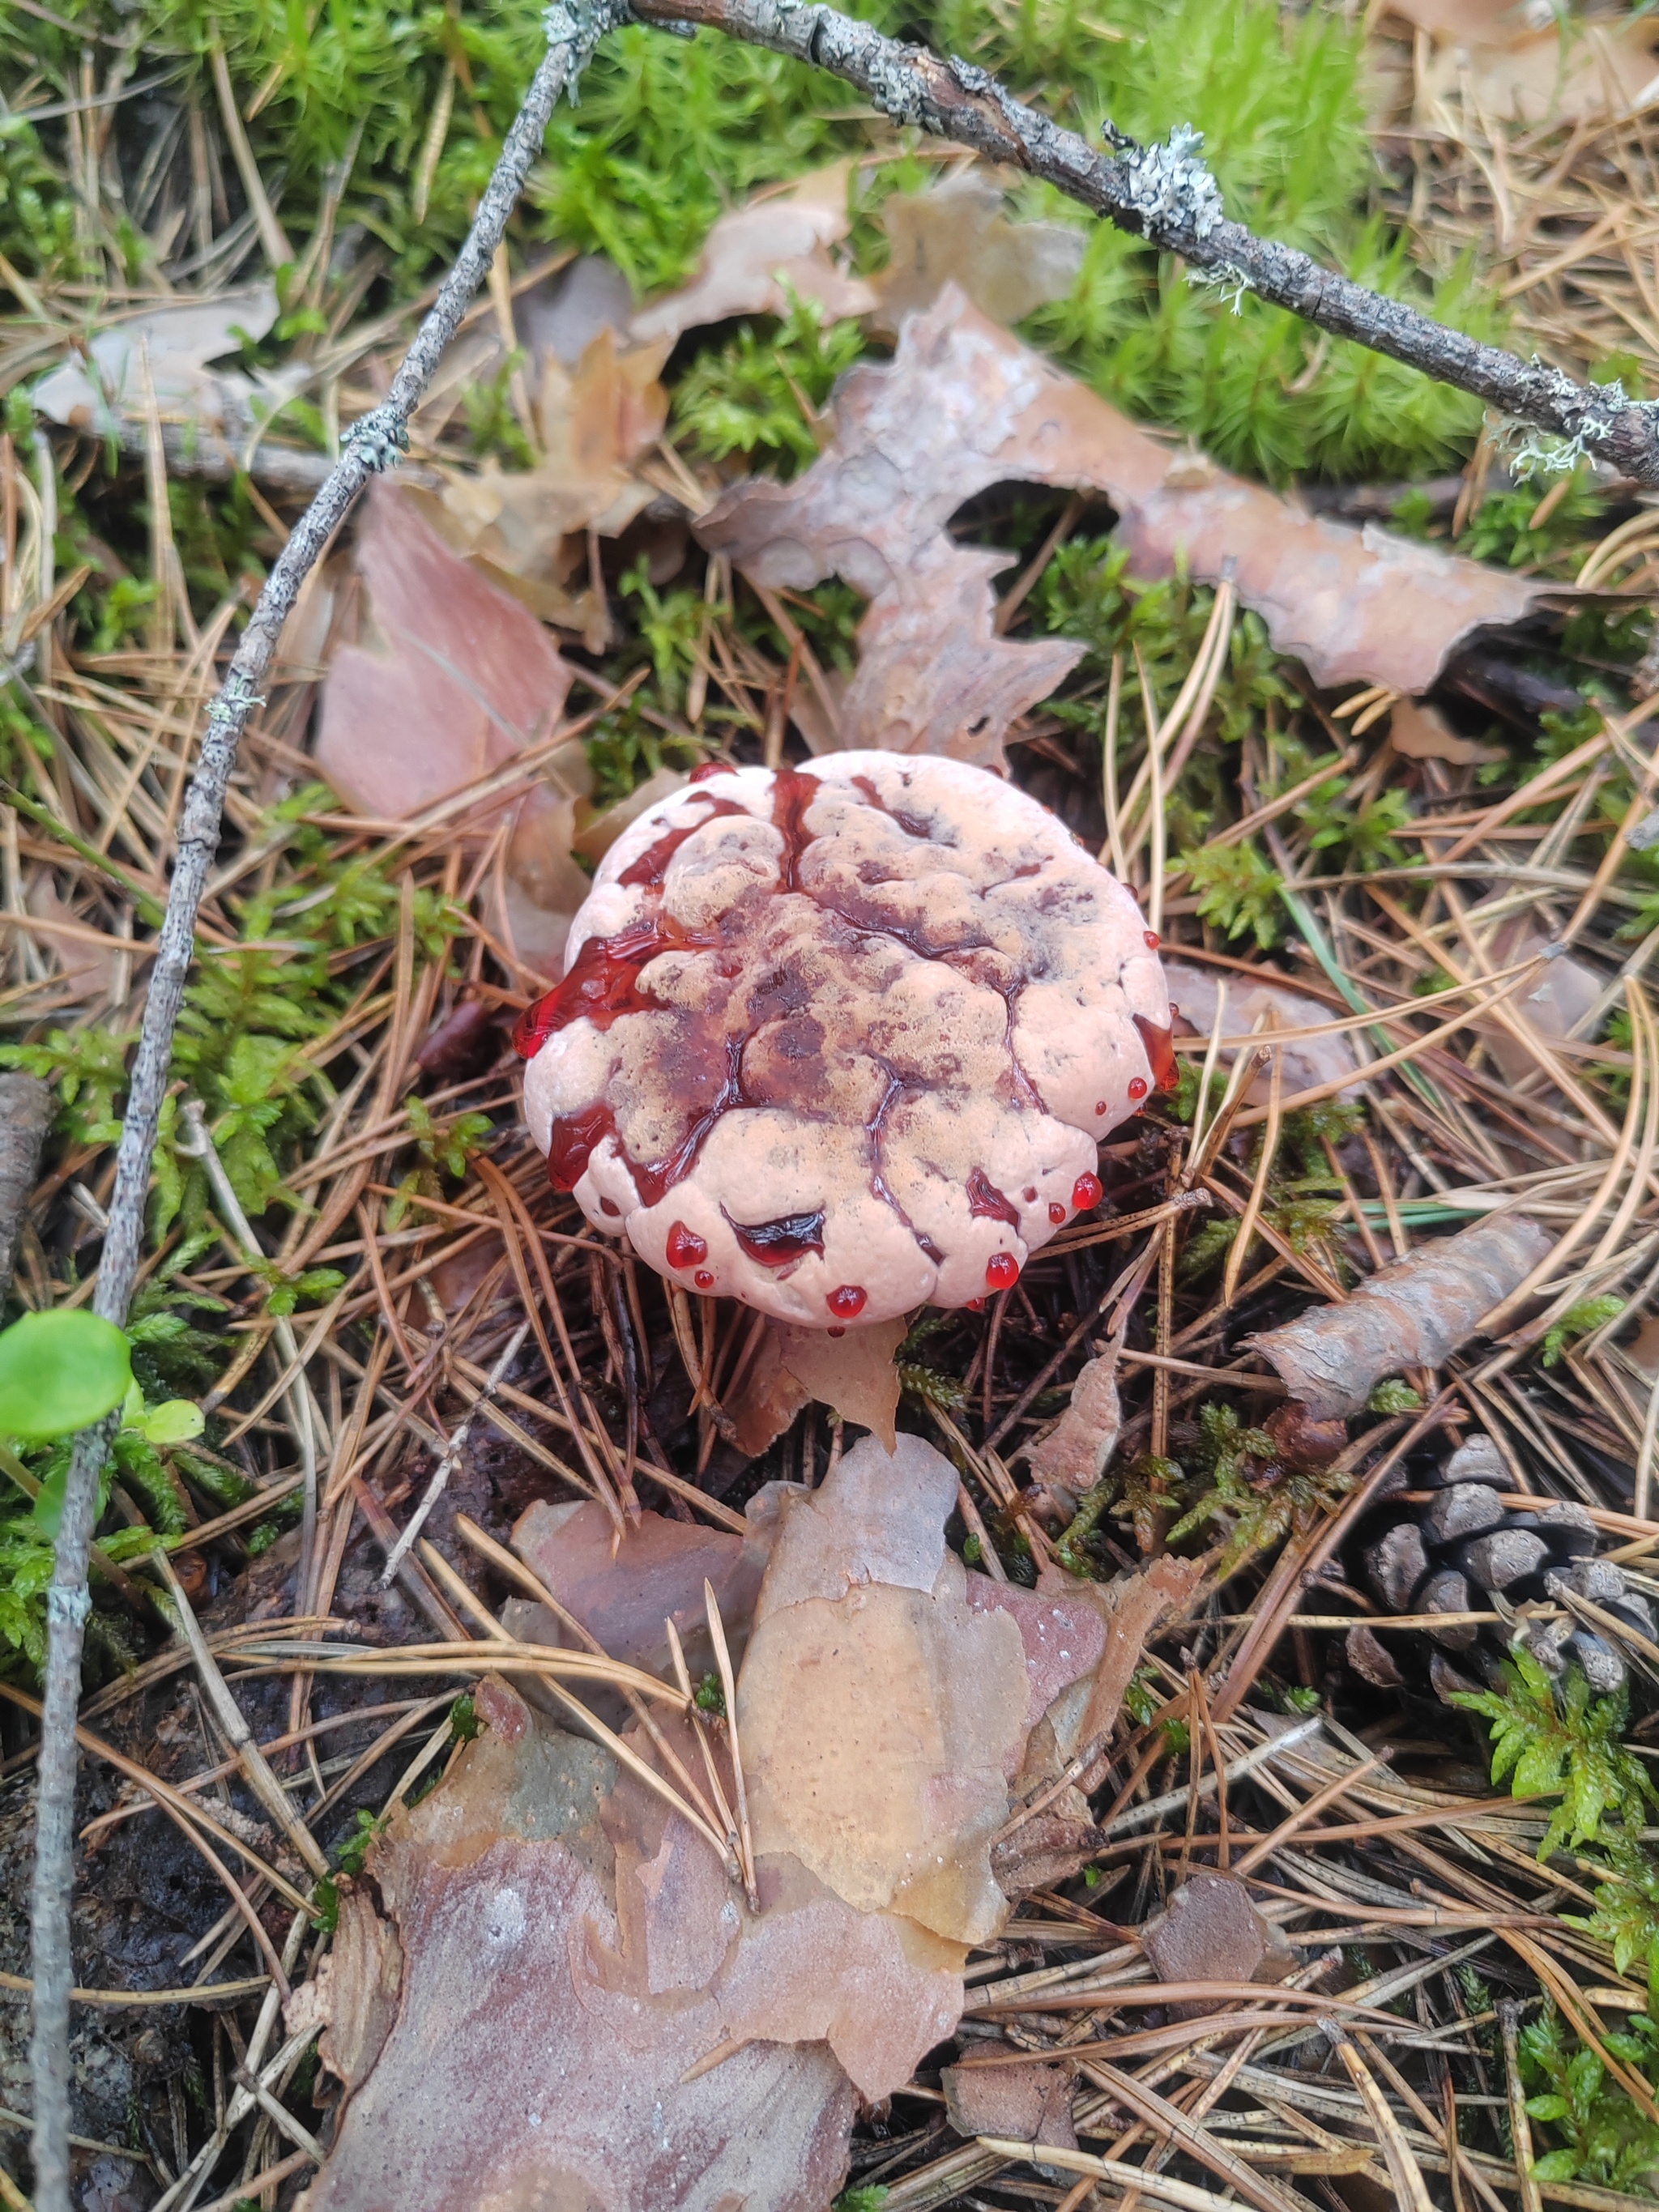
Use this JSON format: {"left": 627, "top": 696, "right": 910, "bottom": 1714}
{"left": 1532, "top": 2151, "right": 1584, "bottom": 2182}
{"left": 0, "top": 1311, "right": 132, "bottom": 1439}
{"left": 30, "top": 1463, "right": 70, "bottom": 1539}
{"left": 135, "top": 1400, "right": 206, "bottom": 1447}
{"left": 1527, "top": 2096, "right": 1572, "bottom": 2123}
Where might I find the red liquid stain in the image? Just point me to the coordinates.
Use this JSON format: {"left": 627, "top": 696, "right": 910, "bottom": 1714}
{"left": 617, "top": 798, "right": 748, "bottom": 889}
{"left": 1048, "top": 1201, "right": 1066, "bottom": 1225}
{"left": 827, "top": 1284, "right": 867, "bottom": 1319}
{"left": 666, "top": 1221, "right": 708, "bottom": 1269}
{"left": 689, "top": 761, "right": 727, "bottom": 785}
{"left": 1133, "top": 1011, "right": 1179, "bottom": 1092}
{"left": 985, "top": 1252, "right": 1019, "bottom": 1291}
{"left": 726, "top": 1210, "right": 825, "bottom": 1267}
{"left": 966, "top": 1166, "right": 1020, "bottom": 1225}
{"left": 514, "top": 922, "right": 675, "bottom": 1058}
{"left": 770, "top": 765, "right": 821, "bottom": 891}
{"left": 548, "top": 1102, "right": 615, "bottom": 1192}
{"left": 599, "top": 1197, "right": 621, "bottom": 1217}
{"left": 694, "top": 1269, "right": 714, "bottom": 1289}
{"left": 1073, "top": 1173, "right": 1102, "bottom": 1211}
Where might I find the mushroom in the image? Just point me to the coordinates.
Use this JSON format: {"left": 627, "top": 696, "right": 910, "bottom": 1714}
{"left": 517, "top": 753, "right": 1171, "bottom": 1330}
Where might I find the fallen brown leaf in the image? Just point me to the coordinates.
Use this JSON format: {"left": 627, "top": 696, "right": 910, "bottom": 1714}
{"left": 1387, "top": 698, "right": 1504, "bottom": 768}
{"left": 698, "top": 288, "right": 1565, "bottom": 766}
{"left": 1026, "top": 1339, "right": 1124, "bottom": 1490}
{"left": 1390, "top": 0, "right": 1659, "bottom": 126}
{"left": 867, "top": 170, "right": 1086, "bottom": 339}
{"left": 629, "top": 164, "right": 876, "bottom": 347}
{"left": 1249, "top": 1213, "right": 1555, "bottom": 1419}
{"left": 1162, "top": 959, "right": 1360, "bottom": 1106}
{"left": 32, "top": 284, "right": 301, "bottom": 441}
{"left": 410, "top": 326, "right": 670, "bottom": 643}
{"left": 315, "top": 479, "right": 591, "bottom": 969}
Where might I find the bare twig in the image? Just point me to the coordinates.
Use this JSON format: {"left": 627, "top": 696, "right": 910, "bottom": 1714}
{"left": 627, "top": 0, "right": 1659, "bottom": 482}
{"left": 26, "top": 9, "right": 629, "bottom": 2203}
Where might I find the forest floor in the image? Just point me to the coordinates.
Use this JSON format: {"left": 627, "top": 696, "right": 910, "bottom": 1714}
{"left": 8, "top": 1, "right": 1659, "bottom": 2208}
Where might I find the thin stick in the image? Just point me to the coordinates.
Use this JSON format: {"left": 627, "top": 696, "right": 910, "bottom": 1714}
{"left": 629, "top": 0, "right": 1659, "bottom": 483}
{"left": 704, "top": 1579, "right": 757, "bottom": 1912}
{"left": 28, "top": 15, "right": 627, "bottom": 2205}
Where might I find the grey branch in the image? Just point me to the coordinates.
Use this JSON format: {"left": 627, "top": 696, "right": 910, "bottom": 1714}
{"left": 23, "top": 7, "right": 629, "bottom": 2205}
{"left": 629, "top": 0, "right": 1659, "bottom": 485}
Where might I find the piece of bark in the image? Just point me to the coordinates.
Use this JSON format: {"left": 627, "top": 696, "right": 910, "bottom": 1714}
{"left": 778, "top": 1315, "right": 907, "bottom": 1450}
{"left": 1073, "top": 1553, "right": 1202, "bottom": 1761}
{"left": 1141, "top": 1871, "right": 1293, "bottom": 2016}
{"left": 1026, "top": 1340, "right": 1122, "bottom": 1489}
{"left": 1247, "top": 1214, "right": 1553, "bottom": 1420}
{"left": 284, "top": 1879, "right": 403, "bottom": 2095}
{"left": 941, "top": 2040, "right": 1077, "bottom": 2154}
{"left": 0, "top": 1072, "right": 51, "bottom": 1309}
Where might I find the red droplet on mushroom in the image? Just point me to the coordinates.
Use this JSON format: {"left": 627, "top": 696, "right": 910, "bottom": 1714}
{"left": 1023, "top": 1186, "right": 1038, "bottom": 1203}
{"left": 827, "top": 1285, "right": 867, "bottom": 1319}
{"left": 1095, "top": 1102, "right": 1109, "bottom": 1116}
{"left": 689, "top": 761, "right": 726, "bottom": 784}
{"left": 1133, "top": 1011, "right": 1180, "bottom": 1091}
{"left": 666, "top": 1221, "right": 708, "bottom": 1269}
{"left": 985, "top": 1252, "right": 1019, "bottom": 1291}
{"left": 1144, "top": 929, "right": 1160, "bottom": 948}
{"left": 599, "top": 1196, "right": 621, "bottom": 1217}
{"left": 828, "top": 1325, "right": 846, "bottom": 1338}
{"left": 1049, "top": 1201, "right": 1066, "bottom": 1225}
{"left": 1073, "top": 1173, "right": 1103, "bottom": 1211}
{"left": 694, "top": 1269, "right": 714, "bottom": 1289}
{"left": 1128, "top": 1076, "right": 1148, "bottom": 1102}
{"left": 966, "top": 1296, "right": 986, "bottom": 1311}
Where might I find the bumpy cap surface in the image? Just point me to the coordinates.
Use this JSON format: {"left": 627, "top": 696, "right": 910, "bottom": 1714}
{"left": 517, "top": 753, "right": 1171, "bottom": 1328}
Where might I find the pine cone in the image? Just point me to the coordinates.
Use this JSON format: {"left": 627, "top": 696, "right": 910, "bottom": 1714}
{"left": 1339, "top": 1435, "right": 1653, "bottom": 1703}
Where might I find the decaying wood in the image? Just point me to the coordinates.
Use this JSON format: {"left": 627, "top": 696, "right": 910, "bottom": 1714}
{"left": 1247, "top": 1213, "right": 1555, "bottom": 1420}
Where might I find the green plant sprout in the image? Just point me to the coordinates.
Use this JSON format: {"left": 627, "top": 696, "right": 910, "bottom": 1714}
{"left": 1453, "top": 1651, "right": 1658, "bottom": 1863}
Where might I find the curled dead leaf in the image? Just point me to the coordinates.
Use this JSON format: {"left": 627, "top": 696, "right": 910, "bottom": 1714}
{"left": 699, "top": 288, "right": 1567, "bottom": 767}
{"left": 629, "top": 164, "right": 876, "bottom": 347}
{"left": 867, "top": 170, "right": 1086, "bottom": 339}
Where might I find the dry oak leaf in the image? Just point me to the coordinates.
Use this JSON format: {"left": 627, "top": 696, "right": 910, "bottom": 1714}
{"left": 1388, "top": 0, "right": 1659, "bottom": 126}
{"left": 629, "top": 163, "right": 877, "bottom": 347}
{"left": 1249, "top": 1212, "right": 1554, "bottom": 1420}
{"left": 866, "top": 169, "right": 1087, "bottom": 339}
{"left": 31, "top": 283, "right": 304, "bottom": 441}
{"left": 411, "top": 325, "right": 670, "bottom": 644}
{"left": 315, "top": 479, "right": 592, "bottom": 971}
{"left": 698, "top": 287, "right": 1563, "bottom": 766}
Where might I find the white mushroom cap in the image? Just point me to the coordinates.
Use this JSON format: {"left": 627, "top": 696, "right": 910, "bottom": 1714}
{"left": 518, "top": 753, "right": 1170, "bottom": 1329}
